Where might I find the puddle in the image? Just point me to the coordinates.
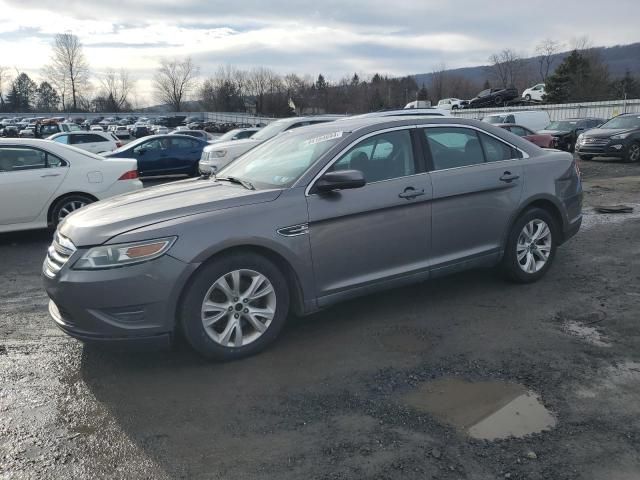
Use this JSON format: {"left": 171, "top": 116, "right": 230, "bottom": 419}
{"left": 403, "top": 379, "right": 556, "bottom": 440}
{"left": 581, "top": 204, "right": 640, "bottom": 230}
{"left": 563, "top": 321, "right": 611, "bottom": 347}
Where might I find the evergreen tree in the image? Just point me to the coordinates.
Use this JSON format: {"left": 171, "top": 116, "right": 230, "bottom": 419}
{"left": 7, "top": 73, "right": 37, "bottom": 112}
{"left": 36, "top": 81, "right": 60, "bottom": 112}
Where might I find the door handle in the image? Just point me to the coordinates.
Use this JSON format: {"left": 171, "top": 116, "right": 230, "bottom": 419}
{"left": 398, "top": 187, "right": 425, "bottom": 200}
{"left": 40, "top": 173, "right": 61, "bottom": 178}
{"left": 499, "top": 171, "right": 520, "bottom": 183}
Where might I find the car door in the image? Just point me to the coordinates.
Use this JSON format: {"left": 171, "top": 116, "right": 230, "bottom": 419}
{"left": 0, "top": 146, "right": 67, "bottom": 225}
{"left": 422, "top": 126, "right": 524, "bottom": 270}
{"left": 169, "top": 137, "right": 201, "bottom": 173}
{"left": 306, "top": 128, "right": 432, "bottom": 300}
{"left": 132, "top": 138, "right": 169, "bottom": 175}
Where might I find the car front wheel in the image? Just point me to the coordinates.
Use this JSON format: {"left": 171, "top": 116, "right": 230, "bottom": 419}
{"left": 179, "top": 252, "right": 290, "bottom": 360}
{"left": 502, "top": 208, "right": 558, "bottom": 283}
{"left": 625, "top": 142, "right": 640, "bottom": 163}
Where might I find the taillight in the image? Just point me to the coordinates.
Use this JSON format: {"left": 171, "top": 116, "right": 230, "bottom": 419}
{"left": 118, "top": 170, "right": 138, "bottom": 180}
{"left": 115, "top": 142, "right": 123, "bottom": 148}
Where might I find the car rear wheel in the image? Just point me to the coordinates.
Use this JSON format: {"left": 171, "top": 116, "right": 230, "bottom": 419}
{"left": 494, "top": 95, "right": 503, "bottom": 105}
{"left": 50, "top": 194, "right": 95, "bottom": 228}
{"left": 525, "top": 94, "right": 532, "bottom": 101}
{"left": 179, "top": 252, "right": 290, "bottom": 360}
{"left": 624, "top": 142, "right": 640, "bottom": 163}
{"left": 502, "top": 208, "right": 558, "bottom": 283}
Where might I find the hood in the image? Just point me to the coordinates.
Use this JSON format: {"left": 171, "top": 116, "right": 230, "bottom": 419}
{"left": 203, "top": 138, "right": 260, "bottom": 152}
{"left": 582, "top": 128, "right": 633, "bottom": 138}
{"left": 539, "top": 129, "right": 572, "bottom": 136}
{"left": 59, "top": 179, "right": 282, "bottom": 246}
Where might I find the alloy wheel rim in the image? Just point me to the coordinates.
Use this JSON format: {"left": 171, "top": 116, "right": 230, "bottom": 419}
{"left": 58, "top": 200, "right": 87, "bottom": 221}
{"left": 201, "top": 269, "right": 276, "bottom": 348}
{"left": 516, "top": 219, "right": 552, "bottom": 274}
{"left": 630, "top": 144, "right": 640, "bottom": 162}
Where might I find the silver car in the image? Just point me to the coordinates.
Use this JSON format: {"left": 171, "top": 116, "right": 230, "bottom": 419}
{"left": 43, "top": 117, "right": 582, "bottom": 360}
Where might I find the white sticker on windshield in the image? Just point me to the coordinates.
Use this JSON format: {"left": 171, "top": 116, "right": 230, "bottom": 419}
{"left": 304, "top": 131, "right": 343, "bottom": 146}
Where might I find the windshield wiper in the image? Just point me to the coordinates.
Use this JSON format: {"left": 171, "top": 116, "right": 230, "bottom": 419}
{"left": 217, "top": 176, "right": 255, "bottom": 190}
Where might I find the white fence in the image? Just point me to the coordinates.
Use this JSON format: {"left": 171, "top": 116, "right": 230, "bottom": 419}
{"left": 451, "top": 99, "right": 640, "bottom": 121}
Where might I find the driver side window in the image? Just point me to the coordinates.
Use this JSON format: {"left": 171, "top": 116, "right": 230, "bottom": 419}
{"left": 329, "top": 130, "right": 415, "bottom": 183}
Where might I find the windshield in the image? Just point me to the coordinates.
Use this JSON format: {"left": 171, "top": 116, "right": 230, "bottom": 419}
{"left": 218, "top": 129, "right": 346, "bottom": 189}
{"left": 250, "top": 119, "right": 291, "bottom": 141}
{"left": 599, "top": 116, "right": 640, "bottom": 130}
{"left": 545, "top": 120, "right": 579, "bottom": 130}
{"left": 216, "top": 129, "right": 243, "bottom": 142}
{"left": 484, "top": 115, "right": 507, "bottom": 124}
{"left": 111, "top": 136, "right": 150, "bottom": 153}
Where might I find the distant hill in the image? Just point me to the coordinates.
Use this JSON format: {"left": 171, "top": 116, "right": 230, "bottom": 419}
{"left": 413, "top": 42, "right": 640, "bottom": 90}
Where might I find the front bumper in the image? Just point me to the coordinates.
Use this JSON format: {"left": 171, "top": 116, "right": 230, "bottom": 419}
{"left": 575, "top": 139, "right": 629, "bottom": 157}
{"left": 43, "top": 253, "right": 198, "bottom": 345}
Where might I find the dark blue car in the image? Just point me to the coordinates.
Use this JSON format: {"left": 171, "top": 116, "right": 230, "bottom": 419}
{"left": 104, "top": 134, "right": 208, "bottom": 177}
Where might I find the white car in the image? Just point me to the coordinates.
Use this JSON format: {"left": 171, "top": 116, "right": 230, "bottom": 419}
{"left": 199, "top": 116, "right": 344, "bottom": 174}
{"left": 155, "top": 126, "right": 169, "bottom": 135}
{"left": 0, "top": 139, "right": 142, "bottom": 233}
{"left": 436, "top": 98, "right": 467, "bottom": 110}
{"left": 19, "top": 127, "right": 36, "bottom": 138}
{"left": 48, "top": 131, "right": 121, "bottom": 154}
{"left": 91, "top": 126, "right": 104, "bottom": 132}
{"left": 522, "top": 83, "right": 545, "bottom": 102}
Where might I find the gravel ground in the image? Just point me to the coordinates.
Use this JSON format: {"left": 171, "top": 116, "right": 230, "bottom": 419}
{"left": 1, "top": 159, "right": 639, "bottom": 480}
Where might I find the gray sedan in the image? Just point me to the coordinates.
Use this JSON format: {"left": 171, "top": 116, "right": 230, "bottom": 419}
{"left": 43, "top": 117, "right": 582, "bottom": 360}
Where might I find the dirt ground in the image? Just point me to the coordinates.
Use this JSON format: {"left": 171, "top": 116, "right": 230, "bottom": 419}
{"left": 1, "top": 158, "right": 639, "bottom": 480}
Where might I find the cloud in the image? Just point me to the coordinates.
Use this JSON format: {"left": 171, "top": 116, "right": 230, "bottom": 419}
{"left": 0, "top": 0, "right": 639, "bottom": 102}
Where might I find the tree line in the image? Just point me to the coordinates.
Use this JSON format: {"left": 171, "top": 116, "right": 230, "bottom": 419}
{"left": 1, "top": 33, "right": 639, "bottom": 116}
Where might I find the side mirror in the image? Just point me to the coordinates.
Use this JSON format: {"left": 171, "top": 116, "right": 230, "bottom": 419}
{"left": 315, "top": 170, "right": 366, "bottom": 193}
{"left": 136, "top": 149, "right": 146, "bottom": 155}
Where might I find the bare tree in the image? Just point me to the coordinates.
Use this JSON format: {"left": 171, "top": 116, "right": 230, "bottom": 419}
{"left": 430, "top": 62, "right": 447, "bottom": 102}
{"left": 247, "top": 67, "right": 272, "bottom": 113}
{"left": 535, "top": 39, "right": 562, "bottom": 82}
{"left": 46, "top": 33, "right": 90, "bottom": 111}
{"left": 488, "top": 49, "right": 523, "bottom": 88}
{"left": 99, "top": 69, "right": 135, "bottom": 111}
{"left": 153, "top": 57, "right": 199, "bottom": 112}
{"left": 0, "top": 65, "right": 11, "bottom": 110}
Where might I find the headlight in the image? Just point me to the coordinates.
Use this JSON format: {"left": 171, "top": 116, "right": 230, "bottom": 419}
{"left": 576, "top": 134, "right": 584, "bottom": 143}
{"left": 610, "top": 133, "right": 630, "bottom": 140}
{"left": 73, "top": 237, "right": 176, "bottom": 270}
{"left": 211, "top": 150, "right": 227, "bottom": 158}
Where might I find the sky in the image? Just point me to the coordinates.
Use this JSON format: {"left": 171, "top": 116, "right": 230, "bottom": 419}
{"left": 1, "top": 0, "right": 639, "bottom": 104}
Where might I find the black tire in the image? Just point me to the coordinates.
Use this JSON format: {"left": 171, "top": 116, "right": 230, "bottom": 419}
{"left": 494, "top": 95, "right": 503, "bottom": 105}
{"left": 50, "top": 194, "right": 95, "bottom": 228}
{"left": 578, "top": 154, "right": 593, "bottom": 161}
{"left": 179, "top": 252, "right": 290, "bottom": 360}
{"left": 452, "top": 105, "right": 459, "bottom": 110}
{"left": 624, "top": 142, "right": 640, "bottom": 163}
{"left": 501, "top": 207, "right": 559, "bottom": 284}
{"left": 525, "top": 94, "right": 532, "bottom": 101}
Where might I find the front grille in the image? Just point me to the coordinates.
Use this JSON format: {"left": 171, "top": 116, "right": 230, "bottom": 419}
{"left": 582, "top": 138, "right": 609, "bottom": 146}
{"left": 43, "top": 232, "right": 76, "bottom": 278}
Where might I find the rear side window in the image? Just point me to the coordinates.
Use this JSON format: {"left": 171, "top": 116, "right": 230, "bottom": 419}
{"left": 424, "top": 127, "right": 484, "bottom": 170}
{"left": 478, "top": 132, "right": 518, "bottom": 162}
{"left": 0, "top": 147, "right": 48, "bottom": 171}
{"left": 53, "top": 135, "right": 69, "bottom": 145}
